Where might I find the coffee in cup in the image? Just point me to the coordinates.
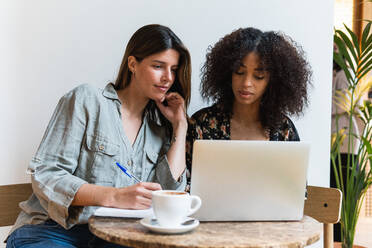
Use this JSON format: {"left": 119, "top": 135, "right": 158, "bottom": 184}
{"left": 152, "top": 190, "right": 202, "bottom": 227}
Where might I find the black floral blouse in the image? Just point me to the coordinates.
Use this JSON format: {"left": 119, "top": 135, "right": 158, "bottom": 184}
{"left": 186, "top": 103, "right": 300, "bottom": 188}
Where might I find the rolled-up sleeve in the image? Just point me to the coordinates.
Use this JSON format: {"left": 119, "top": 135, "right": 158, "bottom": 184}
{"left": 186, "top": 117, "right": 197, "bottom": 178}
{"left": 154, "top": 154, "right": 186, "bottom": 191}
{"left": 28, "top": 90, "right": 88, "bottom": 228}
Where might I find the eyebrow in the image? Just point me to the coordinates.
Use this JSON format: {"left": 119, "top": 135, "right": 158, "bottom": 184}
{"left": 152, "top": 60, "right": 165, "bottom": 64}
{"left": 238, "top": 63, "right": 265, "bottom": 71}
{"left": 152, "top": 60, "right": 178, "bottom": 67}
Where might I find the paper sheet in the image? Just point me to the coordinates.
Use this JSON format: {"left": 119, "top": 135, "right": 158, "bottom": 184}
{"left": 94, "top": 207, "right": 154, "bottom": 218}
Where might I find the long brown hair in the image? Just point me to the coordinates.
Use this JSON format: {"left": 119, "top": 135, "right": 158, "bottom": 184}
{"left": 114, "top": 24, "right": 191, "bottom": 108}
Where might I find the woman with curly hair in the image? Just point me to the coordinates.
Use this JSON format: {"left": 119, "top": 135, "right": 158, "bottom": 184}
{"left": 186, "top": 27, "right": 311, "bottom": 186}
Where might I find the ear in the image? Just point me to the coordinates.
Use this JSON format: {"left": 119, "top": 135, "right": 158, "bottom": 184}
{"left": 127, "top": 56, "right": 137, "bottom": 73}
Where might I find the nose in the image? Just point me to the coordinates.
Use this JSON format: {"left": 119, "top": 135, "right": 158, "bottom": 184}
{"left": 162, "top": 68, "right": 174, "bottom": 83}
{"left": 243, "top": 75, "right": 253, "bottom": 87}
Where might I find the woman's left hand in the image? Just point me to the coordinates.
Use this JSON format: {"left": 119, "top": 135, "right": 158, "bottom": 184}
{"left": 155, "top": 92, "right": 187, "bottom": 128}
{"left": 156, "top": 92, "right": 187, "bottom": 180}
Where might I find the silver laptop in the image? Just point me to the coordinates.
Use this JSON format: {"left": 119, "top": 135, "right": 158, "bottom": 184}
{"left": 190, "top": 140, "right": 310, "bottom": 221}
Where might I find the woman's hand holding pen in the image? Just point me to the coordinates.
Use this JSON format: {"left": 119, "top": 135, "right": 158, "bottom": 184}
{"left": 110, "top": 182, "right": 162, "bottom": 209}
{"left": 72, "top": 182, "right": 160, "bottom": 209}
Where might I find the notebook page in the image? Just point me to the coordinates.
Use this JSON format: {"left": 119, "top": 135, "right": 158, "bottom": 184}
{"left": 94, "top": 207, "right": 154, "bottom": 218}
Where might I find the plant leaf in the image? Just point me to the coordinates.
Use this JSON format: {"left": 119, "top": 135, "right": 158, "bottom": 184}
{"left": 335, "top": 31, "right": 357, "bottom": 74}
{"left": 334, "top": 92, "right": 351, "bottom": 112}
{"left": 365, "top": 33, "right": 372, "bottom": 53}
{"left": 345, "top": 24, "right": 360, "bottom": 56}
{"left": 354, "top": 79, "right": 372, "bottom": 104}
{"left": 334, "top": 55, "right": 354, "bottom": 84}
{"left": 357, "top": 65, "right": 372, "bottom": 83}
{"left": 361, "top": 22, "right": 371, "bottom": 51}
{"left": 357, "top": 57, "right": 372, "bottom": 79}
{"left": 360, "top": 40, "right": 372, "bottom": 59}
{"left": 334, "top": 34, "right": 353, "bottom": 68}
{"left": 361, "top": 136, "right": 372, "bottom": 166}
{"left": 334, "top": 88, "right": 356, "bottom": 111}
{"left": 336, "top": 29, "right": 359, "bottom": 65}
{"left": 358, "top": 48, "right": 372, "bottom": 71}
{"left": 358, "top": 101, "right": 372, "bottom": 124}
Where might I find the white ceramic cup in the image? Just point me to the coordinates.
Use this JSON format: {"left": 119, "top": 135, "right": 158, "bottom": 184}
{"left": 152, "top": 190, "right": 202, "bottom": 227}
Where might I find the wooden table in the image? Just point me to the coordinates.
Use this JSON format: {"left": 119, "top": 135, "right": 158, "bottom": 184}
{"left": 88, "top": 215, "right": 322, "bottom": 248}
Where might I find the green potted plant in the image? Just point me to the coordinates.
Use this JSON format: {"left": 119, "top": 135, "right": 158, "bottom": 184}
{"left": 331, "top": 21, "right": 372, "bottom": 248}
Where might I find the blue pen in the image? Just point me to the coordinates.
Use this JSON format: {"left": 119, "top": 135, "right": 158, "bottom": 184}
{"left": 115, "top": 162, "right": 142, "bottom": 183}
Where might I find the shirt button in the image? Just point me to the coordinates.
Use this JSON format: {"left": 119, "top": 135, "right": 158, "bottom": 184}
{"left": 99, "top": 145, "right": 104, "bottom": 151}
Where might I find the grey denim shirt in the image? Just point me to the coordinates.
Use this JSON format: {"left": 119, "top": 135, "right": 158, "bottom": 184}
{"left": 10, "top": 83, "right": 186, "bottom": 235}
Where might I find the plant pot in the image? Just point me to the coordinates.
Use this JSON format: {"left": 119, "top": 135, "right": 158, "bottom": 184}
{"left": 334, "top": 242, "right": 367, "bottom": 248}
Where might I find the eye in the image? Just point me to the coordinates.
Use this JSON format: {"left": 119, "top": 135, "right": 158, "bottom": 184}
{"left": 254, "top": 75, "right": 265, "bottom": 80}
{"left": 153, "top": 65, "right": 162, "bottom": 69}
{"left": 234, "top": 71, "right": 244, "bottom": 75}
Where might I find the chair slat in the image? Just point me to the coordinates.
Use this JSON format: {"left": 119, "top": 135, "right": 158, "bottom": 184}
{"left": 304, "top": 185, "right": 342, "bottom": 224}
{"left": 0, "top": 183, "right": 33, "bottom": 226}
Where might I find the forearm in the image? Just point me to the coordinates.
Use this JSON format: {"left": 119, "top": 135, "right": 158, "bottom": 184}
{"left": 166, "top": 121, "right": 188, "bottom": 181}
{"left": 71, "top": 183, "right": 116, "bottom": 207}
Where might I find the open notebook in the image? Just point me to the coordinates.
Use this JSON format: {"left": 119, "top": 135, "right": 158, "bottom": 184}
{"left": 94, "top": 207, "right": 154, "bottom": 218}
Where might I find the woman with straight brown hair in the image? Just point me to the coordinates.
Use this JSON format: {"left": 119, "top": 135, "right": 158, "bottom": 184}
{"left": 7, "top": 24, "right": 191, "bottom": 248}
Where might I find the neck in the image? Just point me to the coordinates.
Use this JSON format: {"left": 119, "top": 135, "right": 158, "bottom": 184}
{"left": 232, "top": 101, "right": 261, "bottom": 125}
{"left": 116, "top": 83, "right": 149, "bottom": 119}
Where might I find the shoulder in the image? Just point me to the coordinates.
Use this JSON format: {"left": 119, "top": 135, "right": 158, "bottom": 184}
{"left": 271, "top": 116, "right": 300, "bottom": 141}
{"left": 60, "top": 84, "right": 106, "bottom": 108}
{"left": 63, "top": 84, "right": 101, "bottom": 100}
{"left": 188, "top": 103, "right": 229, "bottom": 139}
{"left": 191, "top": 103, "right": 226, "bottom": 123}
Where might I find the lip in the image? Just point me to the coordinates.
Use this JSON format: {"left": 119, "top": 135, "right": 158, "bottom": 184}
{"left": 238, "top": 90, "right": 254, "bottom": 98}
{"left": 155, "top": 85, "right": 169, "bottom": 93}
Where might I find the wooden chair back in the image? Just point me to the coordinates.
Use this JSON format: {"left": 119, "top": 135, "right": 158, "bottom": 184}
{"left": 304, "top": 185, "right": 342, "bottom": 248}
{"left": 0, "top": 183, "right": 33, "bottom": 226}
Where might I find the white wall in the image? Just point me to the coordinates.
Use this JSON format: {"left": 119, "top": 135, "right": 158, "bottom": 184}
{"left": 1, "top": 1, "right": 334, "bottom": 247}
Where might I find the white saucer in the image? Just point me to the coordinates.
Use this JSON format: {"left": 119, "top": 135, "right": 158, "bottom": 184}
{"left": 140, "top": 217, "right": 199, "bottom": 234}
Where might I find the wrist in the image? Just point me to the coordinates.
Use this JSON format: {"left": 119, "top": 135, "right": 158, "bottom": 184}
{"left": 172, "top": 120, "right": 188, "bottom": 133}
{"left": 172, "top": 122, "right": 187, "bottom": 142}
{"left": 103, "top": 187, "right": 118, "bottom": 207}
{"left": 171, "top": 129, "right": 187, "bottom": 146}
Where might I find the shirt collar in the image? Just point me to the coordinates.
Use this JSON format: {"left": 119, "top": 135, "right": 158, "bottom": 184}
{"left": 102, "top": 83, "right": 120, "bottom": 101}
{"left": 103, "top": 83, "right": 163, "bottom": 127}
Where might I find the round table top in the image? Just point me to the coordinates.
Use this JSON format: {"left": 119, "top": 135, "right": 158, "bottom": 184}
{"left": 89, "top": 215, "right": 322, "bottom": 248}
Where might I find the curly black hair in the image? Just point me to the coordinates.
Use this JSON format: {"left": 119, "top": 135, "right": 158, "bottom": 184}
{"left": 201, "top": 27, "right": 312, "bottom": 131}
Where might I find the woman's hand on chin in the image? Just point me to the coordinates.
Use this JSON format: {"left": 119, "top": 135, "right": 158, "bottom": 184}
{"left": 155, "top": 92, "right": 187, "bottom": 129}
